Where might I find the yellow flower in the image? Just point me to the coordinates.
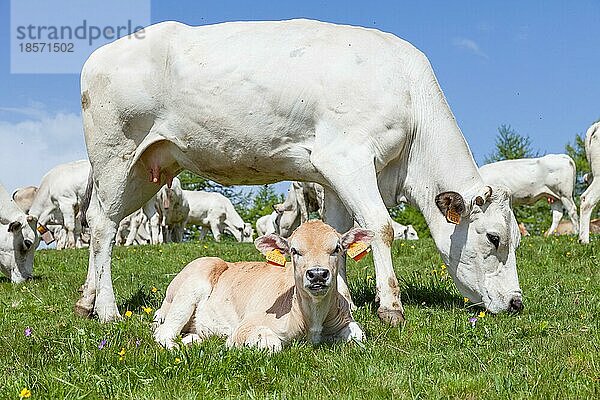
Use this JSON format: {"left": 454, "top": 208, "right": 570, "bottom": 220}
{"left": 175, "top": 357, "right": 181, "bottom": 364}
{"left": 124, "top": 310, "right": 133, "bottom": 318}
{"left": 478, "top": 311, "right": 486, "bottom": 319}
{"left": 441, "top": 264, "right": 447, "bottom": 271}
{"left": 118, "top": 348, "right": 126, "bottom": 357}
{"left": 19, "top": 388, "right": 31, "bottom": 398}
{"left": 203, "top": 245, "right": 208, "bottom": 249}
{"left": 463, "top": 297, "right": 470, "bottom": 304}
{"left": 566, "top": 251, "right": 571, "bottom": 256}
{"left": 400, "top": 242, "right": 405, "bottom": 247}
{"left": 410, "top": 245, "right": 415, "bottom": 249}
{"left": 142, "top": 306, "right": 152, "bottom": 315}
{"left": 151, "top": 287, "right": 158, "bottom": 293}
{"left": 366, "top": 275, "right": 373, "bottom": 281}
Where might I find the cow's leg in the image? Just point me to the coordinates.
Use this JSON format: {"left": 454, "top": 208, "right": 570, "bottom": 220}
{"left": 560, "top": 196, "right": 579, "bottom": 234}
{"left": 229, "top": 324, "right": 283, "bottom": 352}
{"left": 579, "top": 180, "right": 600, "bottom": 243}
{"left": 58, "top": 200, "right": 77, "bottom": 248}
{"left": 124, "top": 219, "right": 139, "bottom": 246}
{"left": 74, "top": 236, "right": 97, "bottom": 317}
{"left": 154, "top": 296, "right": 197, "bottom": 349}
{"left": 149, "top": 213, "right": 162, "bottom": 244}
{"left": 198, "top": 226, "right": 208, "bottom": 241}
{"left": 312, "top": 153, "right": 404, "bottom": 325}
{"left": 546, "top": 202, "right": 564, "bottom": 236}
{"left": 210, "top": 221, "right": 223, "bottom": 242}
{"left": 294, "top": 185, "right": 310, "bottom": 223}
{"left": 321, "top": 186, "right": 356, "bottom": 310}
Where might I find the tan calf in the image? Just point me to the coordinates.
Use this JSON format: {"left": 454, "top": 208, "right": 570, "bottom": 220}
{"left": 153, "top": 220, "right": 372, "bottom": 351}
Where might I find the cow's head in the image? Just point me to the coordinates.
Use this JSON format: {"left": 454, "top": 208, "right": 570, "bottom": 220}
{"left": 241, "top": 223, "right": 254, "bottom": 243}
{"left": 255, "top": 220, "right": 373, "bottom": 298}
{"left": 434, "top": 185, "right": 523, "bottom": 314}
{"left": 0, "top": 214, "right": 39, "bottom": 283}
{"left": 404, "top": 225, "right": 419, "bottom": 241}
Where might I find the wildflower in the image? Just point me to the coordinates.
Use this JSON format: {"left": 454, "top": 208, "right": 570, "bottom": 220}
{"left": 566, "top": 251, "right": 571, "bottom": 256}
{"left": 175, "top": 357, "right": 181, "bottom": 364}
{"left": 468, "top": 317, "right": 478, "bottom": 327}
{"left": 463, "top": 297, "right": 470, "bottom": 304}
{"left": 203, "top": 245, "right": 208, "bottom": 249}
{"left": 440, "top": 264, "right": 447, "bottom": 271}
{"left": 366, "top": 275, "right": 373, "bottom": 281}
{"left": 24, "top": 327, "right": 32, "bottom": 337}
{"left": 400, "top": 242, "right": 405, "bottom": 247}
{"left": 19, "top": 388, "right": 31, "bottom": 398}
{"left": 98, "top": 339, "right": 107, "bottom": 349}
{"left": 135, "top": 339, "right": 141, "bottom": 347}
{"left": 151, "top": 286, "right": 158, "bottom": 293}
{"left": 142, "top": 306, "right": 152, "bottom": 315}
{"left": 124, "top": 310, "right": 133, "bottom": 318}
{"left": 478, "top": 311, "right": 486, "bottom": 319}
{"left": 410, "top": 245, "right": 415, "bottom": 249}
{"left": 118, "top": 348, "right": 126, "bottom": 361}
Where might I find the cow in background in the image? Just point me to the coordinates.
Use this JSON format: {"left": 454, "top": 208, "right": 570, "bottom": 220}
{"left": 479, "top": 154, "right": 578, "bottom": 236}
{"left": 0, "top": 183, "right": 39, "bottom": 283}
{"left": 579, "top": 122, "right": 600, "bottom": 243}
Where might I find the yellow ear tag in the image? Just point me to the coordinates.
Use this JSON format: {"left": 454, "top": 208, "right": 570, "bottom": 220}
{"left": 37, "top": 224, "right": 54, "bottom": 245}
{"left": 265, "top": 249, "right": 286, "bottom": 267}
{"left": 446, "top": 210, "right": 461, "bottom": 225}
{"left": 347, "top": 241, "right": 371, "bottom": 262}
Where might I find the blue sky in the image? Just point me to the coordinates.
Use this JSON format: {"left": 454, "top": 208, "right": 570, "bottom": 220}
{"left": 1, "top": 0, "right": 599, "bottom": 192}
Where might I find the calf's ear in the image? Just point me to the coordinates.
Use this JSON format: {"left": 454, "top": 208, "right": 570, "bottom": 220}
{"left": 255, "top": 234, "right": 289, "bottom": 255}
{"left": 341, "top": 228, "right": 374, "bottom": 250}
{"left": 435, "top": 191, "right": 466, "bottom": 224}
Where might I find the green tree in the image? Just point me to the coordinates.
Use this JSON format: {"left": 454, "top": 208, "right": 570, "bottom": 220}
{"left": 237, "top": 185, "right": 284, "bottom": 228}
{"left": 484, "top": 124, "right": 538, "bottom": 163}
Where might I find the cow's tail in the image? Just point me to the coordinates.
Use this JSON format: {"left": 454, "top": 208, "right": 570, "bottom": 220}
{"left": 80, "top": 170, "right": 94, "bottom": 228}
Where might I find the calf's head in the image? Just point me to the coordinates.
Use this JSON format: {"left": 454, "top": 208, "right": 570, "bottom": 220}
{"left": 434, "top": 185, "right": 523, "bottom": 314}
{"left": 255, "top": 220, "right": 373, "bottom": 297}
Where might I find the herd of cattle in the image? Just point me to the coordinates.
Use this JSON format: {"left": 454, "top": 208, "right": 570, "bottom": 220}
{"left": 2, "top": 20, "right": 600, "bottom": 350}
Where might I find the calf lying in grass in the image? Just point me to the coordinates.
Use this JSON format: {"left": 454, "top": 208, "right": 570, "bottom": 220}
{"left": 153, "top": 220, "right": 372, "bottom": 351}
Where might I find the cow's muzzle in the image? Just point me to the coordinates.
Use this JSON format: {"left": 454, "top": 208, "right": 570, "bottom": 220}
{"left": 508, "top": 297, "right": 524, "bottom": 313}
{"left": 23, "top": 239, "right": 33, "bottom": 250}
{"left": 305, "top": 267, "right": 331, "bottom": 294}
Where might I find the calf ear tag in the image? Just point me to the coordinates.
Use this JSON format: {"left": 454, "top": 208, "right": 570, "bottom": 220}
{"left": 266, "top": 249, "right": 286, "bottom": 267}
{"left": 37, "top": 225, "right": 55, "bottom": 245}
{"left": 446, "top": 210, "right": 461, "bottom": 225}
{"left": 347, "top": 241, "right": 371, "bottom": 262}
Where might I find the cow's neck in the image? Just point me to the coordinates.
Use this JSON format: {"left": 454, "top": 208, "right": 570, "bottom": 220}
{"left": 292, "top": 287, "right": 336, "bottom": 344}
{"left": 402, "top": 78, "right": 484, "bottom": 259}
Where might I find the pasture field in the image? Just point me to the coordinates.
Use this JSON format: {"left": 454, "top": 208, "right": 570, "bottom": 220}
{"left": 1, "top": 236, "right": 598, "bottom": 399}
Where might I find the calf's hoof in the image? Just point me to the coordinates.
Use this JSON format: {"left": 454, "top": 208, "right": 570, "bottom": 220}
{"left": 377, "top": 306, "right": 405, "bottom": 326}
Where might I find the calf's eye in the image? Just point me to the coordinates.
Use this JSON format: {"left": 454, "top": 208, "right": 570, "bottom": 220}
{"left": 486, "top": 233, "right": 500, "bottom": 249}
{"left": 331, "top": 244, "right": 342, "bottom": 256}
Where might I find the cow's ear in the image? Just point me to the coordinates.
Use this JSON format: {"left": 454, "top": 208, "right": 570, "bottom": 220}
{"left": 435, "top": 191, "right": 466, "bottom": 224}
{"left": 341, "top": 227, "right": 374, "bottom": 250}
{"left": 272, "top": 203, "right": 284, "bottom": 214}
{"left": 255, "top": 234, "right": 289, "bottom": 255}
{"left": 8, "top": 221, "right": 22, "bottom": 233}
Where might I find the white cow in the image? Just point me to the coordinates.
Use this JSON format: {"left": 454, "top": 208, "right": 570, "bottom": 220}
{"left": 579, "top": 122, "right": 600, "bottom": 243}
{"left": 0, "top": 183, "right": 39, "bottom": 283}
{"left": 479, "top": 154, "right": 579, "bottom": 236}
{"left": 29, "top": 160, "right": 91, "bottom": 248}
{"left": 116, "top": 209, "right": 151, "bottom": 245}
{"left": 274, "top": 182, "right": 325, "bottom": 238}
{"left": 153, "top": 220, "right": 369, "bottom": 351}
{"left": 256, "top": 212, "right": 278, "bottom": 236}
{"left": 184, "top": 190, "right": 253, "bottom": 242}
{"left": 155, "top": 177, "right": 189, "bottom": 243}
{"left": 78, "top": 19, "right": 523, "bottom": 323}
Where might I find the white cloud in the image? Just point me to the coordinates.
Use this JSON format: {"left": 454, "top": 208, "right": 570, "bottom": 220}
{"left": 0, "top": 107, "right": 87, "bottom": 193}
{"left": 452, "top": 37, "right": 489, "bottom": 60}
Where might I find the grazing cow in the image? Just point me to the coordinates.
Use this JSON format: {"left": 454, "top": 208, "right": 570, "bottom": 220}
{"left": 78, "top": 19, "right": 523, "bottom": 323}
{"left": 155, "top": 177, "right": 189, "bottom": 243}
{"left": 392, "top": 220, "right": 419, "bottom": 241}
{"left": 153, "top": 220, "right": 370, "bottom": 351}
{"left": 479, "top": 154, "right": 579, "bottom": 236}
{"left": 256, "top": 212, "right": 278, "bottom": 236}
{"left": 579, "top": 122, "right": 600, "bottom": 243}
{"left": 274, "top": 182, "right": 324, "bottom": 237}
{"left": 12, "top": 186, "right": 38, "bottom": 214}
{"left": 0, "top": 183, "right": 39, "bottom": 283}
{"left": 184, "top": 190, "right": 253, "bottom": 242}
{"left": 29, "top": 160, "right": 90, "bottom": 248}
{"left": 116, "top": 209, "right": 151, "bottom": 245}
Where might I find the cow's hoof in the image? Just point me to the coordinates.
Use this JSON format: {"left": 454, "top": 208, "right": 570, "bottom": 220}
{"left": 377, "top": 307, "right": 405, "bottom": 326}
{"left": 74, "top": 301, "right": 93, "bottom": 318}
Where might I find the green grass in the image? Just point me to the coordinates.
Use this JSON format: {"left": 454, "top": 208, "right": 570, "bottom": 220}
{"left": 1, "top": 236, "right": 599, "bottom": 399}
